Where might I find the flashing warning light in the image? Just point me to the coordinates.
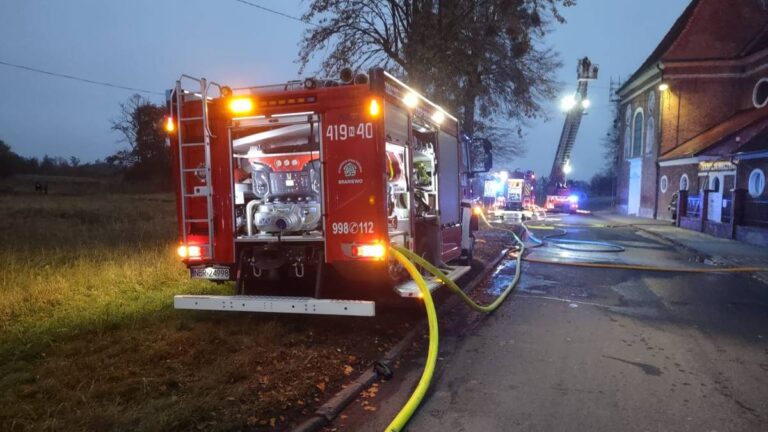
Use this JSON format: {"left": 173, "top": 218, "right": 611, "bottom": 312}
{"left": 229, "top": 97, "right": 255, "bottom": 114}
{"left": 177, "top": 245, "right": 202, "bottom": 259}
{"left": 403, "top": 92, "right": 419, "bottom": 108}
{"left": 368, "top": 98, "right": 381, "bottom": 117}
{"left": 431, "top": 110, "right": 445, "bottom": 124}
{"left": 563, "top": 164, "right": 573, "bottom": 175}
{"left": 658, "top": 83, "right": 669, "bottom": 92}
{"left": 351, "top": 243, "right": 386, "bottom": 260}
{"left": 164, "top": 116, "right": 175, "bottom": 132}
{"left": 581, "top": 99, "right": 591, "bottom": 109}
{"left": 568, "top": 195, "right": 579, "bottom": 203}
{"left": 473, "top": 206, "right": 483, "bottom": 216}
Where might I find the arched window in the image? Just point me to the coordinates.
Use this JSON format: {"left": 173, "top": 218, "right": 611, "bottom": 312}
{"left": 753, "top": 78, "right": 768, "bottom": 108}
{"left": 647, "top": 91, "right": 657, "bottom": 115}
{"left": 624, "top": 105, "right": 632, "bottom": 158}
{"left": 679, "top": 174, "right": 689, "bottom": 191}
{"left": 749, "top": 169, "right": 766, "bottom": 197}
{"left": 645, "top": 117, "right": 655, "bottom": 155}
{"left": 632, "top": 109, "right": 644, "bottom": 157}
{"left": 710, "top": 176, "right": 720, "bottom": 192}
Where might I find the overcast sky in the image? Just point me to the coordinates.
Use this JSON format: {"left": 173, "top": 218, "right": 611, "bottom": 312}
{"left": 0, "top": 0, "right": 690, "bottom": 180}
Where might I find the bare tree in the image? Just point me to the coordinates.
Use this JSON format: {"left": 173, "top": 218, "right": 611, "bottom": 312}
{"left": 109, "top": 94, "right": 169, "bottom": 181}
{"left": 299, "top": 0, "right": 574, "bottom": 162}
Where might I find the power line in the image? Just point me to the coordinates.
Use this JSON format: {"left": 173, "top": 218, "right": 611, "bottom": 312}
{"left": 233, "top": 0, "right": 317, "bottom": 27}
{"left": 0, "top": 59, "right": 163, "bottom": 95}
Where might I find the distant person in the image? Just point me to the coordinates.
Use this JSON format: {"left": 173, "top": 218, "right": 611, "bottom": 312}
{"left": 668, "top": 191, "right": 678, "bottom": 223}
{"left": 34, "top": 182, "right": 42, "bottom": 193}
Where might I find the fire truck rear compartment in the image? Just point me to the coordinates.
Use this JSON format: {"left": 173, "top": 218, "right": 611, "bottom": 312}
{"left": 229, "top": 116, "right": 327, "bottom": 292}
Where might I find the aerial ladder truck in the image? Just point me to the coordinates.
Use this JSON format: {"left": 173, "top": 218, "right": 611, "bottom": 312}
{"left": 545, "top": 57, "right": 598, "bottom": 212}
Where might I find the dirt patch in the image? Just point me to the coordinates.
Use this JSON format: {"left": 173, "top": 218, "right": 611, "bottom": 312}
{"left": 1, "top": 313, "right": 415, "bottom": 431}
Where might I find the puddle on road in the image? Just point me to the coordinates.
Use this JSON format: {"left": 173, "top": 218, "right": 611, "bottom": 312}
{"left": 484, "top": 260, "right": 561, "bottom": 296}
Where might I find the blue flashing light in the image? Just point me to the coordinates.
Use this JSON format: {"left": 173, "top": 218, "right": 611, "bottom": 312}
{"left": 568, "top": 195, "right": 579, "bottom": 203}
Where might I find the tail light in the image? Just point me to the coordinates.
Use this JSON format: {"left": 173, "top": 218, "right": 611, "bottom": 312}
{"left": 351, "top": 243, "right": 386, "bottom": 260}
{"left": 177, "top": 245, "right": 202, "bottom": 259}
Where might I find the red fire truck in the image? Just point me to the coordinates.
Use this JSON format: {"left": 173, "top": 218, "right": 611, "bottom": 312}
{"left": 166, "top": 69, "right": 490, "bottom": 316}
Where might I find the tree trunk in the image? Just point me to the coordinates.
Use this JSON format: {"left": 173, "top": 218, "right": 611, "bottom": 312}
{"left": 461, "top": 68, "right": 481, "bottom": 135}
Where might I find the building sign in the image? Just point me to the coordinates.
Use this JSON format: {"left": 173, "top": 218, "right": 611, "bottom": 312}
{"left": 698, "top": 160, "right": 736, "bottom": 172}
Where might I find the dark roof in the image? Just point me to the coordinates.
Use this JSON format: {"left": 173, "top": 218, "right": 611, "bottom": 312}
{"left": 659, "top": 107, "right": 768, "bottom": 160}
{"left": 734, "top": 127, "right": 768, "bottom": 154}
{"left": 617, "top": 0, "right": 701, "bottom": 95}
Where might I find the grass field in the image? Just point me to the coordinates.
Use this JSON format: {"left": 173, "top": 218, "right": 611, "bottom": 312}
{"left": 0, "top": 176, "right": 412, "bottom": 431}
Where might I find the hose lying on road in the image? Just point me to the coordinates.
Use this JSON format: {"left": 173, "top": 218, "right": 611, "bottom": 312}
{"left": 521, "top": 255, "right": 768, "bottom": 273}
{"left": 385, "top": 248, "right": 439, "bottom": 432}
{"left": 385, "top": 217, "right": 526, "bottom": 431}
{"left": 522, "top": 222, "right": 626, "bottom": 253}
{"left": 385, "top": 213, "right": 767, "bottom": 431}
{"left": 517, "top": 218, "right": 768, "bottom": 273}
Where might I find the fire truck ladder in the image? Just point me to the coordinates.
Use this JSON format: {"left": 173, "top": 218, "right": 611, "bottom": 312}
{"left": 173, "top": 75, "right": 223, "bottom": 260}
{"left": 547, "top": 57, "right": 599, "bottom": 190}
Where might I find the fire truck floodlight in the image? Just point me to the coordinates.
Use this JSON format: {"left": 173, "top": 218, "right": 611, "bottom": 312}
{"left": 560, "top": 94, "right": 577, "bottom": 111}
{"left": 431, "top": 110, "right": 445, "bottom": 124}
{"left": 164, "top": 116, "right": 175, "bottom": 133}
{"left": 368, "top": 98, "right": 381, "bottom": 117}
{"left": 403, "top": 92, "right": 419, "bottom": 108}
{"left": 229, "top": 97, "right": 255, "bottom": 115}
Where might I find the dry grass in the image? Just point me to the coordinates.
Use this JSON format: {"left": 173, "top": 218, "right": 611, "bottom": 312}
{"left": 0, "top": 176, "right": 413, "bottom": 431}
{"left": 0, "top": 191, "right": 219, "bottom": 361}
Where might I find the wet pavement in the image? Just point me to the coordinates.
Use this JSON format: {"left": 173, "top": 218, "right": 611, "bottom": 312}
{"left": 330, "top": 214, "right": 768, "bottom": 432}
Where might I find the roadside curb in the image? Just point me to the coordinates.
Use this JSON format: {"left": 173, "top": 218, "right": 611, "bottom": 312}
{"left": 592, "top": 213, "right": 768, "bottom": 285}
{"left": 290, "top": 234, "right": 515, "bottom": 432}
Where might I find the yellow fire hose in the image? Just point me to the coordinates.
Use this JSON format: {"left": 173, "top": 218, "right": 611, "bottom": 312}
{"left": 385, "top": 248, "right": 439, "bottom": 432}
{"left": 385, "top": 212, "right": 767, "bottom": 431}
{"left": 385, "top": 216, "right": 526, "bottom": 431}
{"left": 522, "top": 255, "right": 768, "bottom": 273}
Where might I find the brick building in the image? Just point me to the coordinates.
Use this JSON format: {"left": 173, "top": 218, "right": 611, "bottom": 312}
{"left": 616, "top": 0, "right": 768, "bottom": 246}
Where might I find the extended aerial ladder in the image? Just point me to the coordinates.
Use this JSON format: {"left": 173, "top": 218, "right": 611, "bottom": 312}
{"left": 545, "top": 57, "right": 598, "bottom": 212}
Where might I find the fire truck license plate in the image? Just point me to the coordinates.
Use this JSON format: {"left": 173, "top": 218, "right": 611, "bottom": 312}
{"left": 190, "top": 267, "right": 230, "bottom": 280}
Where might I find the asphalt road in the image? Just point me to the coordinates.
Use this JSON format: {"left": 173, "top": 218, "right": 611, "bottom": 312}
{"left": 331, "top": 215, "right": 768, "bottom": 432}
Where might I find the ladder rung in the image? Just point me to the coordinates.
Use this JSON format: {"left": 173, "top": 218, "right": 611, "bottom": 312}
{"left": 181, "top": 142, "right": 206, "bottom": 147}
{"left": 182, "top": 168, "right": 209, "bottom": 173}
{"left": 183, "top": 193, "right": 208, "bottom": 197}
{"left": 186, "top": 219, "right": 210, "bottom": 223}
{"left": 180, "top": 116, "right": 204, "bottom": 122}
